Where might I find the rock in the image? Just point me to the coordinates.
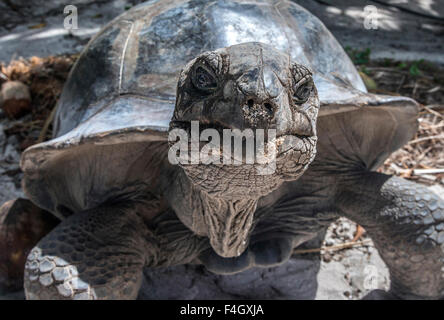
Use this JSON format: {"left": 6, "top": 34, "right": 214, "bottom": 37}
{"left": 0, "top": 120, "right": 24, "bottom": 205}
{"left": 0, "top": 81, "right": 31, "bottom": 119}
{"left": 139, "top": 255, "right": 321, "bottom": 300}
{"left": 0, "top": 198, "right": 59, "bottom": 294}
{"left": 315, "top": 259, "right": 351, "bottom": 299}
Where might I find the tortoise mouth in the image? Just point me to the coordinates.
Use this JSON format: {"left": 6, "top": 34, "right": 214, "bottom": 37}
{"left": 168, "top": 120, "right": 314, "bottom": 163}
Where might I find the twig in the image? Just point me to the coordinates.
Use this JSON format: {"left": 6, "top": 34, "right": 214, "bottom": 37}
{"left": 413, "top": 168, "right": 444, "bottom": 175}
{"left": 37, "top": 105, "right": 57, "bottom": 143}
{"left": 423, "top": 105, "right": 444, "bottom": 119}
{"left": 412, "top": 80, "right": 419, "bottom": 98}
{"left": 427, "top": 122, "right": 444, "bottom": 130}
{"left": 352, "top": 225, "right": 366, "bottom": 242}
{"left": 427, "top": 86, "right": 441, "bottom": 93}
{"left": 365, "top": 67, "right": 434, "bottom": 80}
{"left": 412, "top": 146, "right": 432, "bottom": 170}
{"left": 408, "top": 134, "right": 444, "bottom": 144}
{"left": 396, "top": 75, "right": 405, "bottom": 93}
{"left": 293, "top": 239, "right": 372, "bottom": 254}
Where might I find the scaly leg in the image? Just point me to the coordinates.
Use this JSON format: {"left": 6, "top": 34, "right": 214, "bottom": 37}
{"left": 337, "top": 172, "right": 444, "bottom": 299}
{"left": 24, "top": 202, "right": 159, "bottom": 300}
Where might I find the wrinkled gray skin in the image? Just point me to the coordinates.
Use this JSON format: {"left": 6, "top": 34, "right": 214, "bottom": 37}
{"left": 13, "top": 0, "right": 444, "bottom": 299}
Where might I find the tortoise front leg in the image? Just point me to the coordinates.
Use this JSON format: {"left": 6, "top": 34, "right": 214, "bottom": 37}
{"left": 337, "top": 172, "right": 444, "bottom": 299}
{"left": 24, "top": 202, "right": 159, "bottom": 300}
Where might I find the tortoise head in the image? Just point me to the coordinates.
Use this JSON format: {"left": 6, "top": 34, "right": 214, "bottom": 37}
{"left": 169, "top": 42, "right": 319, "bottom": 199}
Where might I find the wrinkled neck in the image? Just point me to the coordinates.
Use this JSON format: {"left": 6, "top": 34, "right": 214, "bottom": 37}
{"left": 200, "top": 190, "right": 258, "bottom": 257}
{"left": 165, "top": 168, "right": 259, "bottom": 258}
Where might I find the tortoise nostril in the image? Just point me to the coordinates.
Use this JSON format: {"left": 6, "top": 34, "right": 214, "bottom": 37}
{"left": 245, "top": 99, "right": 274, "bottom": 117}
{"left": 264, "top": 103, "right": 273, "bottom": 115}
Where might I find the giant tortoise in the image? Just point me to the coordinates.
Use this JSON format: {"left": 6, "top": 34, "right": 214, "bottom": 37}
{"left": 0, "top": 0, "right": 443, "bottom": 300}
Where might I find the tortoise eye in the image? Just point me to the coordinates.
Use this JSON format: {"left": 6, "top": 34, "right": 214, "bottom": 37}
{"left": 292, "top": 77, "right": 313, "bottom": 104}
{"left": 192, "top": 65, "right": 218, "bottom": 93}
